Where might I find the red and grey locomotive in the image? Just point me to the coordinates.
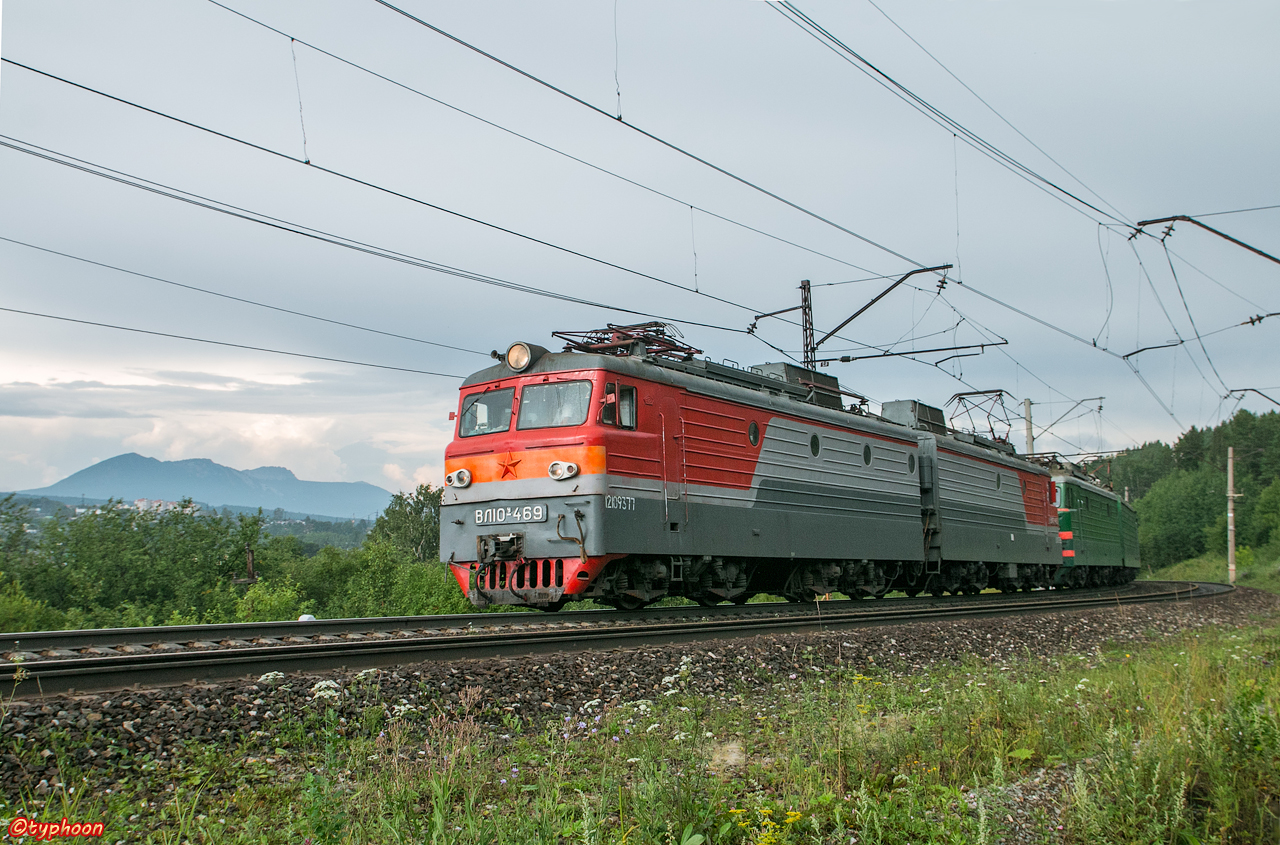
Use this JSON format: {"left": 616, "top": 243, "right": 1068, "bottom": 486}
{"left": 440, "top": 324, "right": 1138, "bottom": 610}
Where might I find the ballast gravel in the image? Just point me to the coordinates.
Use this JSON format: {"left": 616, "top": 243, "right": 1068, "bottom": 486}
{"left": 3, "top": 586, "right": 1277, "bottom": 838}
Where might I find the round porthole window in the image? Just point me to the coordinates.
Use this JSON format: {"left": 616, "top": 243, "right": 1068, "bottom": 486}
{"left": 748, "top": 421, "right": 759, "bottom": 446}
{"left": 862, "top": 444, "right": 872, "bottom": 466}
{"left": 810, "top": 434, "right": 821, "bottom": 457}
{"left": 908, "top": 454, "right": 916, "bottom": 474}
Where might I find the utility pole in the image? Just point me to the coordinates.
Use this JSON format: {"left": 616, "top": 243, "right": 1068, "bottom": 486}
{"left": 1223, "top": 445, "right": 1233, "bottom": 583}
{"left": 800, "top": 280, "right": 815, "bottom": 370}
{"left": 1023, "top": 398, "right": 1034, "bottom": 455}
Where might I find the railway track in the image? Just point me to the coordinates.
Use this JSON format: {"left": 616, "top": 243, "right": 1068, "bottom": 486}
{"left": 0, "top": 581, "right": 1229, "bottom": 696}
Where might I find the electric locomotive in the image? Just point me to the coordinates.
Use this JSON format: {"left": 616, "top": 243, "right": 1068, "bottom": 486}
{"left": 440, "top": 324, "right": 1137, "bottom": 610}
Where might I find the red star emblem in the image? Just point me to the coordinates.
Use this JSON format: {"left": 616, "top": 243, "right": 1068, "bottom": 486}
{"left": 498, "top": 453, "right": 522, "bottom": 479}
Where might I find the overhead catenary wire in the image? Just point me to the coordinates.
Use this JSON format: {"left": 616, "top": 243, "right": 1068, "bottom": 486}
{"left": 0, "top": 135, "right": 747, "bottom": 335}
{"left": 0, "top": 306, "right": 466, "bottom": 378}
{"left": 1125, "top": 239, "right": 1223, "bottom": 398}
{"left": 370, "top": 0, "right": 1182, "bottom": 435}
{"left": 367, "top": 0, "right": 1181, "bottom": 419}
{"left": 1190, "top": 203, "right": 1280, "bottom": 218}
{"left": 1, "top": 57, "right": 922, "bottom": 363}
{"left": 0, "top": 235, "right": 490, "bottom": 357}
{"left": 7, "top": 27, "right": 1148, "bottom": 415}
{"left": 369, "top": 0, "right": 935, "bottom": 271}
{"left": 862, "top": 0, "right": 1133, "bottom": 226}
{"left": 203, "top": 0, "right": 886, "bottom": 278}
{"left": 1160, "top": 239, "right": 1229, "bottom": 392}
{"left": 0, "top": 57, "right": 773, "bottom": 319}
{"left": 771, "top": 2, "right": 1130, "bottom": 229}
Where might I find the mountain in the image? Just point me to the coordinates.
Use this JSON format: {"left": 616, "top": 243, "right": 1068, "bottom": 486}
{"left": 17, "top": 453, "right": 393, "bottom": 519}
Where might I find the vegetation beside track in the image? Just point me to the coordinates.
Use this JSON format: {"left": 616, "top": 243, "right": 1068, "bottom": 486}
{"left": 1143, "top": 551, "right": 1280, "bottom": 596}
{"left": 3, "top": 606, "right": 1277, "bottom": 844}
{"left": 0, "top": 485, "right": 476, "bottom": 632}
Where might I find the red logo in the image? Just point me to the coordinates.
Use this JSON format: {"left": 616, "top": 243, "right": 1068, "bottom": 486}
{"left": 498, "top": 453, "right": 522, "bottom": 479}
{"left": 6, "top": 817, "right": 105, "bottom": 839}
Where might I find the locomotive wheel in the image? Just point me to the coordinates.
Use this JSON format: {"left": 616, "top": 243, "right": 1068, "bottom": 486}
{"left": 903, "top": 588, "right": 921, "bottom": 598}
{"left": 611, "top": 595, "right": 651, "bottom": 611}
{"left": 693, "top": 596, "right": 721, "bottom": 607}
{"left": 540, "top": 599, "right": 568, "bottom": 613}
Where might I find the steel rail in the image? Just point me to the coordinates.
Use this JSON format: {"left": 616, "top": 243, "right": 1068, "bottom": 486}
{"left": 0, "top": 582, "right": 1227, "bottom": 696}
{"left": 2, "top": 582, "right": 1150, "bottom": 654}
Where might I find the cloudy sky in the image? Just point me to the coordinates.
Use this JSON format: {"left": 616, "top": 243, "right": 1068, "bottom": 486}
{"left": 1, "top": 0, "right": 1277, "bottom": 493}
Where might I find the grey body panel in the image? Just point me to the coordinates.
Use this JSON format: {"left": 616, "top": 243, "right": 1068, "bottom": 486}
{"left": 923, "top": 433, "right": 1059, "bottom": 565}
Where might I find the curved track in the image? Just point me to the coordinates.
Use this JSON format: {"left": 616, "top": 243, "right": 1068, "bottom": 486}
{"left": 0, "top": 581, "right": 1230, "bottom": 696}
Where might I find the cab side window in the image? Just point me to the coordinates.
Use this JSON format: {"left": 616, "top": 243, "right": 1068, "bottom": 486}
{"left": 601, "top": 382, "right": 638, "bottom": 430}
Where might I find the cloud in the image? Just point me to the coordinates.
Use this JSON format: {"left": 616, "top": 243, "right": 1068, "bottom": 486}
{"left": 0, "top": 367, "right": 458, "bottom": 491}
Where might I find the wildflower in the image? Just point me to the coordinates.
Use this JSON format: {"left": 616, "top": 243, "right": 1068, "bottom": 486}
{"left": 500, "top": 778, "right": 507, "bottom": 785}
{"left": 310, "top": 679, "right": 341, "bottom": 701}
{"left": 789, "top": 673, "right": 797, "bottom": 679}
{"left": 646, "top": 723, "right": 661, "bottom": 732}
{"left": 626, "top": 757, "right": 641, "bottom": 763}
{"left": 612, "top": 736, "right": 620, "bottom": 742}
{"left": 257, "top": 671, "right": 285, "bottom": 685}
{"left": 578, "top": 722, "right": 587, "bottom": 729}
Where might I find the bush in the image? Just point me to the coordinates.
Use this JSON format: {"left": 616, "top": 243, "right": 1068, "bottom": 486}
{"left": 0, "top": 575, "right": 66, "bottom": 633}
{"left": 236, "top": 577, "right": 312, "bottom": 622}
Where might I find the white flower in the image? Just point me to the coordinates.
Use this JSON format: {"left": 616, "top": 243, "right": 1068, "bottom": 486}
{"left": 673, "top": 731, "right": 690, "bottom": 742}
{"left": 646, "top": 723, "right": 661, "bottom": 732}
{"left": 580, "top": 699, "right": 602, "bottom": 711}
{"left": 356, "top": 668, "right": 380, "bottom": 679}
{"left": 663, "top": 689, "right": 679, "bottom": 697}
{"left": 311, "top": 679, "right": 342, "bottom": 700}
{"left": 257, "top": 671, "right": 285, "bottom": 685}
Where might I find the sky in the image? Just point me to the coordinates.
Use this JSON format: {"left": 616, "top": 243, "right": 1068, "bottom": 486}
{"left": 1, "top": 0, "right": 1277, "bottom": 494}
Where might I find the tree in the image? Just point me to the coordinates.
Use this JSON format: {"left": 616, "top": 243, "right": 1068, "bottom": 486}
{"left": 368, "top": 484, "right": 442, "bottom": 563}
{"left": 1136, "top": 467, "right": 1224, "bottom": 567}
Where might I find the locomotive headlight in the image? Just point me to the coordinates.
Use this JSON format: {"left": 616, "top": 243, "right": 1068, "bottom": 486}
{"left": 446, "top": 468, "right": 472, "bottom": 488}
{"left": 547, "top": 460, "right": 579, "bottom": 480}
{"left": 505, "top": 342, "right": 533, "bottom": 371}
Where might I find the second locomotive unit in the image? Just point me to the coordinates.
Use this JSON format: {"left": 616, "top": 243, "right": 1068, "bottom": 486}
{"left": 440, "top": 324, "right": 1138, "bottom": 610}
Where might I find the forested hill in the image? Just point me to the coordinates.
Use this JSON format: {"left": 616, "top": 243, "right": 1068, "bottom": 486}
{"left": 1089, "top": 410, "right": 1280, "bottom": 568}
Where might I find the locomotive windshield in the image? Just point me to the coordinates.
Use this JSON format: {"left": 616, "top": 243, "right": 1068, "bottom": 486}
{"left": 458, "top": 388, "right": 514, "bottom": 437}
{"left": 517, "top": 381, "right": 592, "bottom": 430}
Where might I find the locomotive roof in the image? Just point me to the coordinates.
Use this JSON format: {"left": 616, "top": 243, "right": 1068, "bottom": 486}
{"left": 462, "top": 345, "right": 1046, "bottom": 473}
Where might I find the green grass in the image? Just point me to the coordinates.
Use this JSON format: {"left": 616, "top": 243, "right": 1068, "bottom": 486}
{"left": 4, "top": 619, "right": 1279, "bottom": 843}
{"left": 1142, "top": 546, "right": 1280, "bottom": 595}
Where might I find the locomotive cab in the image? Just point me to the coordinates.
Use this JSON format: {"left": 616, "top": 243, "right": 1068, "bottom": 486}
{"left": 440, "top": 342, "right": 637, "bottom": 609}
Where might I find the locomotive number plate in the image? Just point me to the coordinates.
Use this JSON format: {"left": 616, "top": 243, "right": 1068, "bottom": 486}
{"left": 475, "top": 503, "right": 547, "bottom": 526}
